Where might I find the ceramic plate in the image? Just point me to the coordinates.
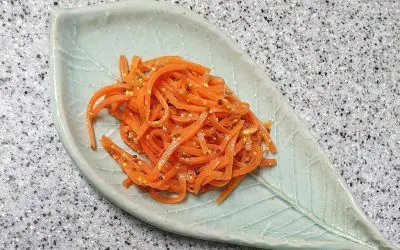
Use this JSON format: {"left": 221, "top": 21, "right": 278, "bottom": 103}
{"left": 49, "top": 1, "right": 392, "bottom": 249}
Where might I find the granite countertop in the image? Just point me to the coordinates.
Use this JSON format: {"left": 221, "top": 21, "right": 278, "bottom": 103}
{"left": 1, "top": 0, "right": 399, "bottom": 249}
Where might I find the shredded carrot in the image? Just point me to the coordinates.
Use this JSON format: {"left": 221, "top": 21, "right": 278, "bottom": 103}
{"left": 197, "top": 132, "right": 209, "bottom": 155}
{"left": 119, "top": 55, "right": 129, "bottom": 81}
{"left": 87, "top": 55, "right": 277, "bottom": 204}
{"left": 215, "top": 175, "right": 245, "bottom": 204}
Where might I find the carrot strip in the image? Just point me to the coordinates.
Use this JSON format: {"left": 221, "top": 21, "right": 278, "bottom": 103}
{"left": 232, "top": 146, "right": 263, "bottom": 177}
{"left": 199, "top": 185, "right": 218, "bottom": 193}
{"left": 193, "top": 159, "right": 221, "bottom": 194}
{"left": 219, "top": 120, "right": 244, "bottom": 152}
{"left": 186, "top": 94, "right": 219, "bottom": 107}
{"left": 119, "top": 55, "right": 129, "bottom": 81}
{"left": 86, "top": 83, "right": 129, "bottom": 149}
{"left": 170, "top": 109, "right": 198, "bottom": 124}
{"left": 92, "top": 95, "right": 130, "bottom": 117}
{"left": 140, "top": 140, "right": 158, "bottom": 164}
{"left": 136, "top": 87, "right": 146, "bottom": 119}
{"left": 100, "top": 135, "right": 151, "bottom": 174}
{"left": 234, "top": 139, "right": 244, "bottom": 155}
{"left": 210, "top": 113, "right": 230, "bottom": 134}
{"left": 215, "top": 175, "right": 244, "bottom": 204}
{"left": 222, "top": 131, "right": 240, "bottom": 180}
{"left": 120, "top": 123, "right": 141, "bottom": 153}
{"left": 197, "top": 132, "right": 209, "bottom": 155}
{"left": 163, "top": 89, "right": 206, "bottom": 112}
{"left": 142, "top": 56, "right": 184, "bottom": 69}
{"left": 209, "top": 179, "right": 230, "bottom": 187}
{"left": 147, "top": 89, "right": 170, "bottom": 127}
{"left": 125, "top": 56, "right": 141, "bottom": 85}
{"left": 259, "top": 158, "right": 277, "bottom": 167}
{"left": 249, "top": 112, "right": 276, "bottom": 153}
{"left": 123, "top": 178, "right": 134, "bottom": 188}
{"left": 195, "top": 87, "right": 220, "bottom": 101}
{"left": 176, "top": 146, "right": 203, "bottom": 156}
{"left": 178, "top": 153, "right": 218, "bottom": 165}
{"left": 149, "top": 177, "right": 187, "bottom": 204}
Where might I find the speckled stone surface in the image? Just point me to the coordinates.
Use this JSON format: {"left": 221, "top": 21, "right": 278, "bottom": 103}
{"left": 0, "top": 0, "right": 399, "bottom": 249}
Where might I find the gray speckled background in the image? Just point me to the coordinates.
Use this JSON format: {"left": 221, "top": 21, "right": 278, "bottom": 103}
{"left": 0, "top": 0, "right": 399, "bottom": 249}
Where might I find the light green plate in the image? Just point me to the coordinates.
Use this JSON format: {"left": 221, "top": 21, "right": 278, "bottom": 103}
{"left": 49, "top": 1, "right": 393, "bottom": 249}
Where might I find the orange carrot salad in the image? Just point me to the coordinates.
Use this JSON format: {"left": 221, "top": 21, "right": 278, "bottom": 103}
{"left": 86, "top": 55, "right": 277, "bottom": 204}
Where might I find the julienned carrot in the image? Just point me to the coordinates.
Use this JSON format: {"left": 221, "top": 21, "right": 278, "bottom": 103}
{"left": 215, "top": 175, "right": 245, "bottom": 204}
{"left": 86, "top": 55, "right": 277, "bottom": 204}
{"left": 259, "top": 158, "right": 277, "bottom": 167}
{"left": 86, "top": 83, "right": 129, "bottom": 149}
{"left": 197, "top": 132, "right": 209, "bottom": 155}
{"left": 119, "top": 55, "right": 129, "bottom": 81}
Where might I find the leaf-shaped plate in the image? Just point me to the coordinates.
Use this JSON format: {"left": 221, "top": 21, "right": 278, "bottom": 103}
{"left": 49, "top": 1, "right": 393, "bottom": 249}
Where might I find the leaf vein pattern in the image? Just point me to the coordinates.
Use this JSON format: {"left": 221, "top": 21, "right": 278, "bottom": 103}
{"left": 250, "top": 173, "right": 375, "bottom": 249}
